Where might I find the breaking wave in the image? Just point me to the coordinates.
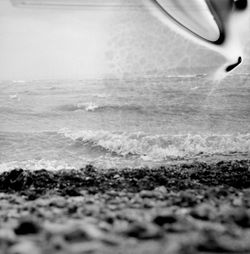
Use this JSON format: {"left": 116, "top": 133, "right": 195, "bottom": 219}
{"left": 58, "top": 129, "right": 250, "bottom": 161}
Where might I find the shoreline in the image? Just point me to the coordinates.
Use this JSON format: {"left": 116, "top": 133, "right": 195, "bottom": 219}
{"left": 1, "top": 159, "right": 249, "bottom": 195}
{"left": 0, "top": 159, "right": 250, "bottom": 253}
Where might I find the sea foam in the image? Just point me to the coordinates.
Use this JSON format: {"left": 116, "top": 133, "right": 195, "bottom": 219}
{"left": 59, "top": 128, "right": 250, "bottom": 161}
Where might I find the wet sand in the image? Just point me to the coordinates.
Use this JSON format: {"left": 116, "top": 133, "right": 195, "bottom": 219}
{"left": 0, "top": 160, "right": 250, "bottom": 254}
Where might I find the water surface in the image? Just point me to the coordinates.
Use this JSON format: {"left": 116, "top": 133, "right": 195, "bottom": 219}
{"left": 1, "top": 74, "right": 250, "bottom": 170}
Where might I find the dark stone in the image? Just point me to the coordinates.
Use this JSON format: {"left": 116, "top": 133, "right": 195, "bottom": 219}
{"left": 190, "top": 204, "right": 215, "bottom": 221}
{"left": 230, "top": 209, "right": 250, "bottom": 228}
{"left": 68, "top": 205, "right": 78, "bottom": 214}
{"left": 125, "top": 223, "right": 163, "bottom": 240}
{"left": 64, "top": 228, "right": 90, "bottom": 242}
{"left": 61, "top": 188, "right": 81, "bottom": 197}
{"left": 153, "top": 214, "right": 177, "bottom": 226}
{"left": 14, "top": 220, "right": 40, "bottom": 235}
{"left": 0, "top": 169, "right": 33, "bottom": 191}
{"left": 0, "top": 160, "right": 249, "bottom": 196}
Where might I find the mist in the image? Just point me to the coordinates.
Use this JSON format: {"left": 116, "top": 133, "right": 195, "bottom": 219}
{"left": 0, "top": 0, "right": 249, "bottom": 80}
{"left": 0, "top": 0, "right": 112, "bottom": 80}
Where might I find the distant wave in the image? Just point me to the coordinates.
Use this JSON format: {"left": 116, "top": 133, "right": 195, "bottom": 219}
{"left": 93, "top": 93, "right": 111, "bottom": 98}
{"left": 12, "top": 80, "right": 26, "bottom": 83}
{"left": 59, "top": 129, "right": 250, "bottom": 161}
{"left": 164, "top": 74, "right": 206, "bottom": 78}
{"left": 57, "top": 103, "right": 144, "bottom": 113}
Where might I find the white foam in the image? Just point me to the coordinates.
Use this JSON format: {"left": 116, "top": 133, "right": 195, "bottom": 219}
{"left": 59, "top": 128, "right": 250, "bottom": 161}
{"left": 83, "top": 102, "right": 99, "bottom": 112}
{"left": 0, "top": 159, "right": 74, "bottom": 173}
{"left": 9, "top": 94, "right": 20, "bottom": 101}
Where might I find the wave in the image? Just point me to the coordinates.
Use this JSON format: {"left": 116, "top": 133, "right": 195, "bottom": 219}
{"left": 57, "top": 103, "right": 144, "bottom": 113}
{"left": 0, "top": 159, "right": 75, "bottom": 173}
{"left": 58, "top": 129, "right": 250, "bottom": 161}
{"left": 165, "top": 74, "right": 206, "bottom": 78}
{"left": 82, "top": 102, "right": 99, "bottom": 112}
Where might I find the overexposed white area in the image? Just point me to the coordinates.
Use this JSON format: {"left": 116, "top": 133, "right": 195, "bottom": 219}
{"left": 0, "top": 0, "right": 112, "bottom": 79}
{"left": 0, "top": 0, "right": 249, "bottom": 80}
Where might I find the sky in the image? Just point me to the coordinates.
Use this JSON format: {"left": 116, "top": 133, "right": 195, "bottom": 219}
{"left": 0, "top": 0, "right": 113, "bottom": 79}
{"left": 0, "top": 0, "right": 249, "bottom": 80}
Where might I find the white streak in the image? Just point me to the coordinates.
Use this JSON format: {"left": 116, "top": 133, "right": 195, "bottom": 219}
{"left": 146, "top": 0, "right": 250, "bottom": 76}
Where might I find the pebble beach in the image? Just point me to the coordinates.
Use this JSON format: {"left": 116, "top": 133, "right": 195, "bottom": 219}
{"left": 0, "top": 160, "right": 250, "bottom": 254}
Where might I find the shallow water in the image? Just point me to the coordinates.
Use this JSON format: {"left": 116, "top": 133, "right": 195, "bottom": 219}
{"left": 1, "top": 73, "right": 250, "bottom": 170}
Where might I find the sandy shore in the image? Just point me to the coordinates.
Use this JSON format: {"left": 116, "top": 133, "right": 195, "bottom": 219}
{"left": 0, "top": 160, "right": 250, "bottom": 254}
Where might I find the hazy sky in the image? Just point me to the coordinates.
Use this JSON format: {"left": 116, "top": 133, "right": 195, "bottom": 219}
{"left": 0, "top": 0, "right": 114, "bottom": 79}
{"left": 0, "top": 0, "right": 249, "bottom": 80}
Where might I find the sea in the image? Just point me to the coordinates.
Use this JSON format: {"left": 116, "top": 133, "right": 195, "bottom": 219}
{"left": 1, "top": 73, "right": 250, "bottom": 171}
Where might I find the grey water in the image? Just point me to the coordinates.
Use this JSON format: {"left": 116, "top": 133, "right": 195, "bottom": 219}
{"left": 1, "top": 73, "right": 250, "bottom": 171}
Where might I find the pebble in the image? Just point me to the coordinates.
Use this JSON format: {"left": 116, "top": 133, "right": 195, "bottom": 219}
{"left": 45, "top": 222, "right": 103, "bottom": 243}
{"left": 9, "top": 241, "right": 41, "bottom": 254}
{"left": 190, "top": 204, "right": 216, "bottom": 221}
{"left": 0, "top": 161, "right": 250, "bottom": 253}
{"left": 196, "top": 229, "right": 250, "bottom": 253}
{"left": 14, "top": 220, "right": 40, "bottom": 235}
{"left": 0, "top": 228, "right": 16, "bottom": 245}
{"left": 67, "top": 242, "right": 102, "bottom": 254}
{"left": 125, "top": 222, "right": 163, "bottom": 240}
{"left": 230, "top": 209, "right": 250, "bottom": 228}
{"left": 154, "top": 186, "right": 167, "bottom": 194}
{"left": 113, "top": 174, "right": 120, "bottom": 179}
{"left": 153, "top": 214, "right": 177, "bottom": 226}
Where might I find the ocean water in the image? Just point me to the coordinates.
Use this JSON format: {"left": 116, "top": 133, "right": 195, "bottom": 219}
{"left": 1, "top": 73, "right": 250, "bottom": 171}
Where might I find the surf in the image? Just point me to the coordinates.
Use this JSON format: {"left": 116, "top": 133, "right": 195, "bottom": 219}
{"left": 59, "top": 128, "right": 250, "bottom": 161}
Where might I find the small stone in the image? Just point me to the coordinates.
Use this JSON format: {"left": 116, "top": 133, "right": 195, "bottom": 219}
{"left": 49, "top": 198, "right": 67, "bottom": 208}
{"left": 190, "top": 204, "right": 216, "bottom": 221}
{"left": 64, "top": 228, "right": 91, "bottom": 242}
{"left": 0, "top": 229, "right": 16, "bottom": 245}
{"left": 14, "top": 220, "right": 40, "bottom": 235}
{"left": 100, "top": 234, "right": 121, "bottom": 246}
{"left": 125, "top": 222, "right": 163, "bottom": 240}
{"left": 9, "top": 241, "right": 41, "bottom": 254}
{"left": 140, "top": 190, "right": 154, "bottom": 198}
{"left": 46, "top": 222, "right": 103, "bottom": 243}
{"left": 232, "top": 197, "right": 243, "bottom": 207}
{"left": 196, "top": 229, "right": 250, "bottom": 253}
{"left": 154, "top": 186, "right": 167, "bottom": 194}
{"left": 68, "top": 205, "right": 78, "bottom": 214}
{"left": 49, "top": 236, "right": 66, "bottom": 251}
{"left": 230, "top": 209, "right": 250, "bottom": 228}
{"left": 61, "top": 187, "right": 81, "bottom": 197}
{"left": 105, "top": 215, "right": 115, "bottom": 225}
{"left": 68, "top": 242, "right": 102, "bottom": 254}
{"left": 153, "top": 214, "right": 177, "bottom": 226}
